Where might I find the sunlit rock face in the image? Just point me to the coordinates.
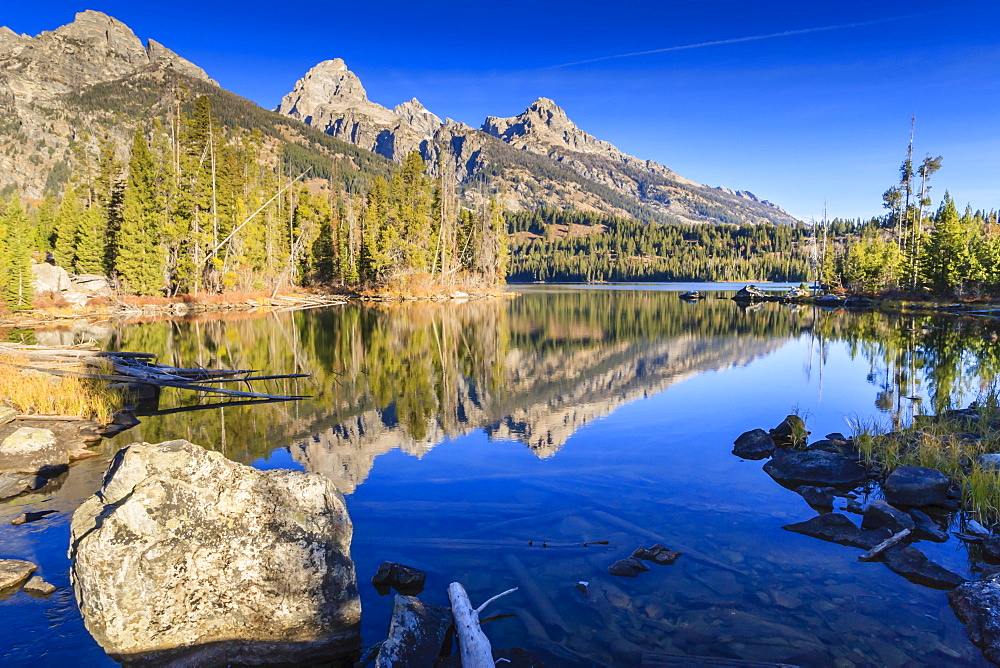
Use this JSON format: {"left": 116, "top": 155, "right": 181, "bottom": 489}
{"left": 276, "top": 58, "right": 429, "bottom": 160}
{"left": 69, "top": 440, "right": 360, "bottom": 665}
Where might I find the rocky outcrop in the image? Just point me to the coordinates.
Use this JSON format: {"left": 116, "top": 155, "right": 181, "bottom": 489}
{"left": 31, "top": 265, "right": 113, "bottom": 304}
{"left": 0, "top": 559, "right": 36, "bottom": 592}
{"left": 0, "top": 11, "right": 216, "bottom": 199}
{"left": 69, "top": 439, "right": 360, "bottom": 665}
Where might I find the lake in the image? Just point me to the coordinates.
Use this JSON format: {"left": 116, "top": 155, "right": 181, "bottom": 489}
{"left": 2, "top": 283, "right": 998, "bottom": 666}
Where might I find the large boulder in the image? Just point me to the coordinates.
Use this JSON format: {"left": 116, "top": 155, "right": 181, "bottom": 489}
{"left": 0, "top": 427, "right": 68, "bottom": 475}
{"left": 70, "top": 440, "right": 360, "bottom": 665}
{"left": 732, "top": 284, "right": 769, "bottom": 302}
{"left": 763, "top": 448, "right": 866, "bottom": 487}
{"left": 950, "top": 579, "right": 1000, "bottom": 663}
{"left": 31, "top": 262, "right": 71, "bottom": 293}
{"left": 883, "top": 465, "right": 951, "bottom": 507}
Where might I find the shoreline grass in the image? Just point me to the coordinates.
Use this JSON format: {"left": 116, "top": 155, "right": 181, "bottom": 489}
{"left": 852, "top": 397, "right": 1000, "bottom": 521}
{"left": 0, "top": 355, "right": 119, "bottom": 424}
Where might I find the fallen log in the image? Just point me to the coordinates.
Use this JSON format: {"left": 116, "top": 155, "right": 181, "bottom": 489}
{"left": 447, "top": 582, "right": 517, "bottom": 668}
{"left": 859, "top": 528, "right": 911, "bottom": 562}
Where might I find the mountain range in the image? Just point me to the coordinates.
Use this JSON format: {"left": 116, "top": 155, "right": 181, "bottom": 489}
{"left": 0, "top": 11, "right": 797, "bottom": 226}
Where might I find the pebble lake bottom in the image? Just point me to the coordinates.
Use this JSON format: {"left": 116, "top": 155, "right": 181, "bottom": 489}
{"left": 1, "top": 283, "right": 994, "bottom": 666}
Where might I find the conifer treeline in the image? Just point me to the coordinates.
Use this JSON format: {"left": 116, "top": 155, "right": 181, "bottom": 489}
{"left": 506, "top": 210, "right": 843, "bottom": 283}
{"left": 0, "top": 95, "right": 508, "bottom": 308}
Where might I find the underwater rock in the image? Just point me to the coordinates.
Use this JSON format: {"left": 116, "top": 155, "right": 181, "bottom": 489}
{"left": 882, "top": 545, "right": 966, "bottom": 590}
{"left": 631, "top": 544, "right": 682, "bottom": 565}
{"left": 782, "top": 513, "right": 889, "bottom": 549}
{"left": 732, "top": 429, "right": 775, "bottom": 459}
{"left": 795, "top": 485, "right": 835, "bottom": 510}
{"left": 763, "top": 448, "right": 866, "bottom": 486}
{"left": 70, "top": 439, "right": 360, "bottom": 665}
{"left": 883, "top": 465, "right": 951, "bottom": 507}
{"left": 608, "top": 557, "right": 650, "bottom": 577}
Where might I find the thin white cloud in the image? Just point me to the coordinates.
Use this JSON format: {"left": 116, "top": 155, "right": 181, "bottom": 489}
{"left": 546, "top": 13, "right": 931, "bottom": 69}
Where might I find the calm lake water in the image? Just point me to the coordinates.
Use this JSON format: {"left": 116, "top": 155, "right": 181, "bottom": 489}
{"left": 3, "top": 283, "right": 1000, "bottom": 666}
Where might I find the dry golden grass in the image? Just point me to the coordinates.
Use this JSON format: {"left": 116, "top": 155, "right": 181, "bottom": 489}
{"left": 0, "top": 355, "right": 119, "bottom": 423}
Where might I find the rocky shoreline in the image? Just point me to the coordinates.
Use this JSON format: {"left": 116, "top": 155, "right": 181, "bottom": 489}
{"left": 734, "top": 413, "right": 1000, "bottom": 664}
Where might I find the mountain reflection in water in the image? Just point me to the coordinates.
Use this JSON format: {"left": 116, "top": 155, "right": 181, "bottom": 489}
{"left": 15, "top": 284, "right": 1000, "bottom": 666}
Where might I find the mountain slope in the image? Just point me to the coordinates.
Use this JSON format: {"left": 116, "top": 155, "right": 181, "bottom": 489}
{"left": 0, "top": 12, "right": 393, "bottom": 199}
{"left": 277, "top": 60, "right": 798, "bottom": 225}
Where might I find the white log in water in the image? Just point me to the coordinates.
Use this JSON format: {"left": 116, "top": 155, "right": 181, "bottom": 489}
{"left": 447, "top": 582, "right": 518, "bottom": 668}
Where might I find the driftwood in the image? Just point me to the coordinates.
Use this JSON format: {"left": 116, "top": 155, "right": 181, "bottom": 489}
{"left": 447, "top": 582, "right": 517, "bottom": 668}
{"left": 858, "top": 528, "right": 911, "bottom": 562}
{"left": 2, "top": 343, "right": 310, "bottom": 402}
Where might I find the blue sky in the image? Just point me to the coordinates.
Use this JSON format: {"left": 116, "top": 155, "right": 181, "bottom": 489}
{"left": 4, "top": 2, "right": 1000, "bottom": 221}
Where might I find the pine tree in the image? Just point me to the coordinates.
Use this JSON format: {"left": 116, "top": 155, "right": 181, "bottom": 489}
{"left": 922, "top": 192, "right": 968, "bottom": 294}
{"left": 116, "top": 128, "right": 164, "bottom": 295}
{"left": 0, "top": 195, "right": 36, "bottom": 310}
{"left": 53, "top": 186, "right": 84, "bottom": 269}
{"left": 74, "top": 207, "right": 108, "bottom": 275}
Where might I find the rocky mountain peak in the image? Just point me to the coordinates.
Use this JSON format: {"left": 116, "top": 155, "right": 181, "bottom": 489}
{"left": 277, "top": 58, "right": 394, "bottom": 124}
{"left": 482, "top": 97, "right": 622, "bottom": 160}
{"left": 392, "top": 97, "right": 442, "bottom": 139}
{"left": 0, "top": 10, "right": 215, "bottom": 104}
{"left": 53, "top": 10, "right": 148, "bottom": 65}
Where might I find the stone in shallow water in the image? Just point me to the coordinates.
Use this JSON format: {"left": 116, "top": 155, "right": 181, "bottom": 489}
{"left": 763, "top": 448, "right": 867, "bottom": 487}
{"left": 861, "top": 500, "right": 916, "bottom": 534}
{"left": 782, "top": 513, "right": 889, "bottom": 549}
{"left": 731, "top": 429, "right": 775, "bottom": 459}
{"left": 0, "top": 427, "right": 68, "bottom": 475}
{"left": 883, "top": 465, "right": 950, "bottom": 507}
{"left": 796, "top": 485, "right": 835, "bottom": 510}
{"left": 608, "top": 557, "right": 650, "bottom": 577}
{"left": 0, "top": 559, "right": 36, "bottom": 592}
{"left": 371, "top": 561, "right": 426, "bottom": 596}
{"left": 881, "top": 545, "right": 966, "bottom": 590}
{"left": 769, "top": 414, "right": 810, "bottom": 446}
{"left": 950, "top": 578, "right": 1000, "bottom": 663}
{"left": 909, "top": 508, "right": 950, "bottom": 542}
{"left": 22, "top": 575, "right": 56, "bottom": 596}
{"left": 375, "top": 595, "right": 450, "bottom": 668}
{"left": 69, "top": 439, "right": 360, "bottom": 665}
{"left": 631, "top": 544, "right": 681, "bottom": 565}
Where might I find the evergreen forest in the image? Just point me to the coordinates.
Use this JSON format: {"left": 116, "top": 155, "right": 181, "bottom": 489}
{"left": 0, "top": 95, "right": 508, "bottom": 310}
